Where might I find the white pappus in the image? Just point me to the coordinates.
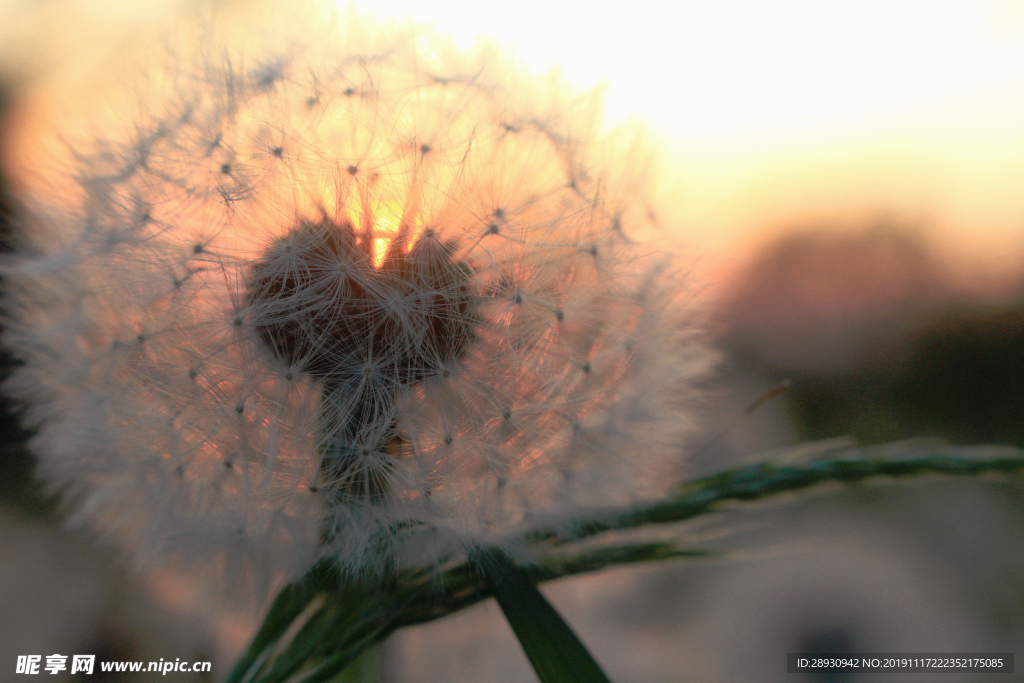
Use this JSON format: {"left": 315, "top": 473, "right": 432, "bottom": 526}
{"left": 1, "top": 6, "right": 714, "bottom": 591}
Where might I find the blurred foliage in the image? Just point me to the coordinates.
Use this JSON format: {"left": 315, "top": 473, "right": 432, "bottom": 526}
{"left": 725, "top": 222, "right": 1024, "bottom": 449}
{"left": 723, "top": 223, "right": 950, "bottom": 375}
{"left": 791, "top": 302, "right": 1024, "bottom": 447}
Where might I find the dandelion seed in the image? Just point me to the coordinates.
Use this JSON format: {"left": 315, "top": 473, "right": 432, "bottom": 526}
{"left": 2, "top": 8, "right": 714, "bottom": 590}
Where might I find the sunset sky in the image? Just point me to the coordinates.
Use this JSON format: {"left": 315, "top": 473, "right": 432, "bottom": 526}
{"left": 363, "top": 0, "right": 1024, "bottom": 286}
{"left": 3, "top": 0, "right": 1023, "bottom": 288}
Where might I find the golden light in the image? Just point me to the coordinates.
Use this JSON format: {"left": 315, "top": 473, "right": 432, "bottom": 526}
{"left": 338, "top": 194, "right": 405, "bottom": 269}
{"left": 370, "top": 201, "right": 403, "bottom": 268}
{"left": 372, "top": 238, "right": 391, "bottom": 268}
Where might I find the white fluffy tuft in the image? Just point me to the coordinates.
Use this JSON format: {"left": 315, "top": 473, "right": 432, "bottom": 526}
{"left": 2, "top": 6, "right": 715, "bottom": 591}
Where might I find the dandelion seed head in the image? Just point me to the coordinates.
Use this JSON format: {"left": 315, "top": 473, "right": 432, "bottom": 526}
{"left": 2, "top": 5, "right": 714, "bottom": 590}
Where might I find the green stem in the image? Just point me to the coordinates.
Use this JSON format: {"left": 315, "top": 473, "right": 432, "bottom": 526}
{"left": 233, "top": 445, "right": 1024, "bottom": 683}
{"left": 540, "top": 444, "right": 1024, "bottom": 544}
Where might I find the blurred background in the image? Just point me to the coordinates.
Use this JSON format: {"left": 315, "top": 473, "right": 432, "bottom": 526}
{"left": 1, "top": 0, "right": 1023, "bottom": 680}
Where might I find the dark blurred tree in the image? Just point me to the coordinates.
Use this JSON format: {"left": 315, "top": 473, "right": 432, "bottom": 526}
{"left": 794, "top": 304, "right": 1024, "bottom": 447}
{"left": 723, "top": 221, "right": 950, "bottom": 375}
{"left": 725, "top": 222, "right": 1024, "bottom": 448}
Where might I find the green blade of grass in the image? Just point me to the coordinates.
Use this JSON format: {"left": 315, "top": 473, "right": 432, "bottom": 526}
{"left": 235, "top": 444, "right": 1024, "bottom": 683}
{"left": 484, "top": 551, "right": 613, "bottom": 683}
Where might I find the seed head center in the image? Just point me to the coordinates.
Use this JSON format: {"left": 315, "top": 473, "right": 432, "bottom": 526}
{"left": 249, "top": 217, "right": 478, "bottom": 503}
{"left": 250, "top": 217, "right": 477, "bottom": 388}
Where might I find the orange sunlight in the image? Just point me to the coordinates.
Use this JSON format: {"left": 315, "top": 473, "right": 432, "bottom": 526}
{"left": 370, "top": 202, "right": 403, "bottom": 268}
{"left": 372, "top": 238, "right": 392, "bottom": 268}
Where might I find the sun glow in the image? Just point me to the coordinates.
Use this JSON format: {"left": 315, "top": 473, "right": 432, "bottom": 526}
{"left": 343, "top": 199, "right": 405, "bottom": 268}
{"left": 370, "top": 201, "right": 403, "bottom": 268}
{"left": 371, "top": 238, "right": 391, "bottom": 268}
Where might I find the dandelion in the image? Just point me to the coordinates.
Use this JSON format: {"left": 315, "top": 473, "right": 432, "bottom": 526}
{"left": 2, "top": 7, "right": 712, "bottom": 591}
